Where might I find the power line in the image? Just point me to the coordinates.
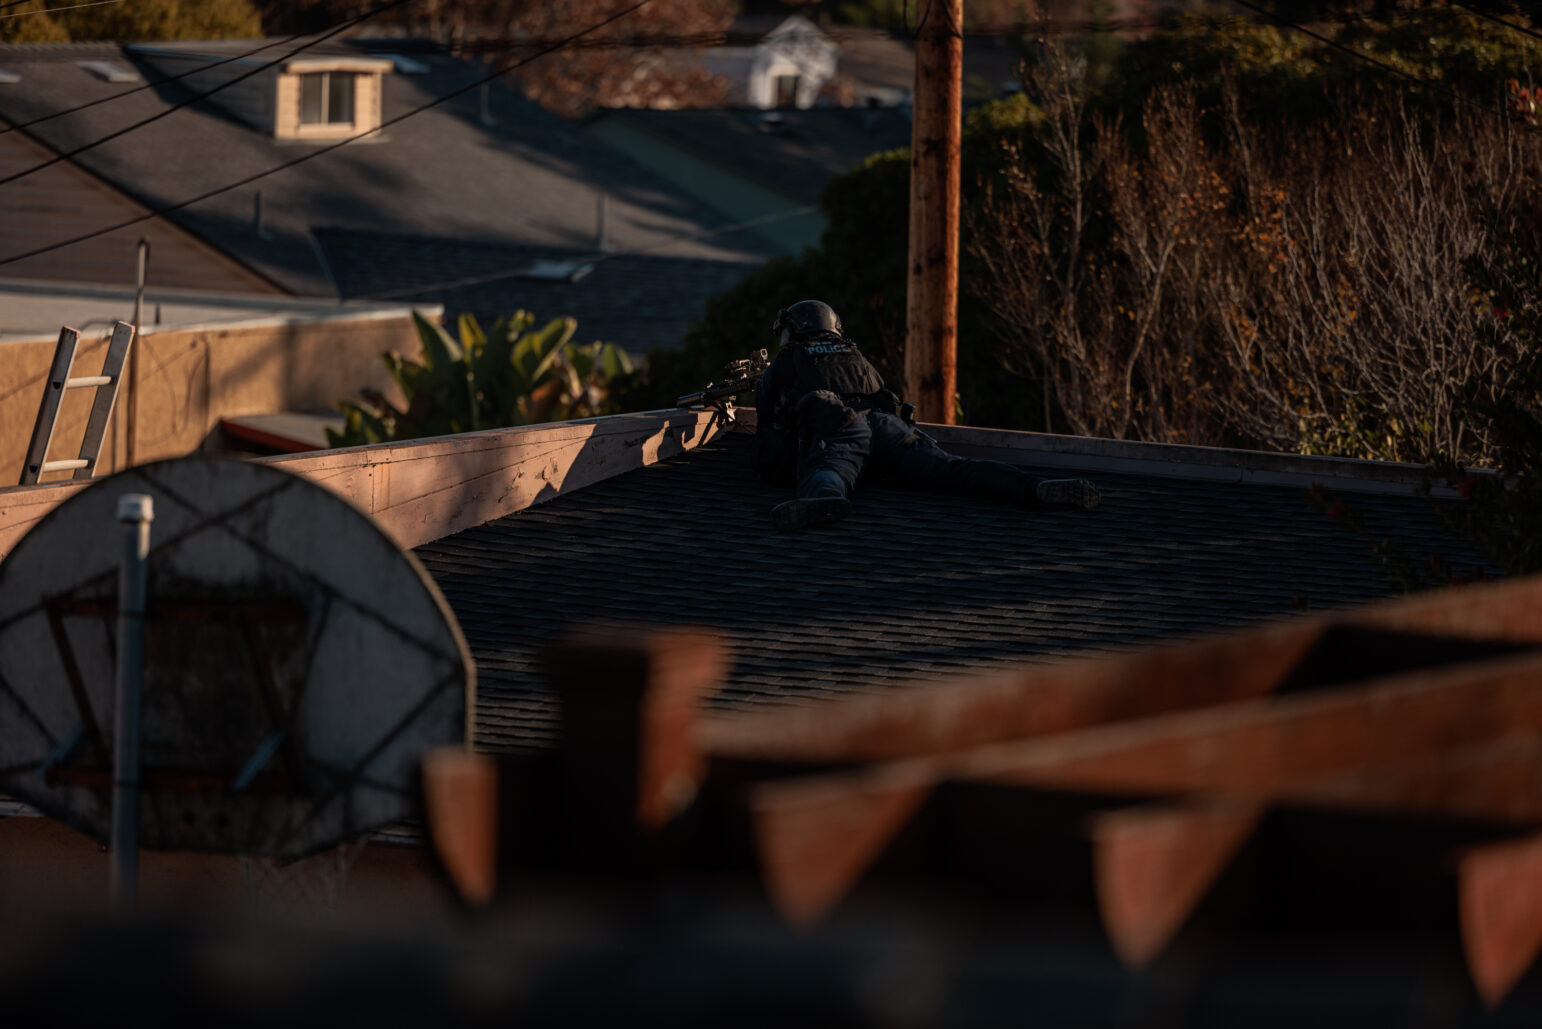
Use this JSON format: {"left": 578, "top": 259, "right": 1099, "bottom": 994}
{"left": 1445, "top": 0, "right": 1542, "bottom": 48}
{"left": 0, "top": 0, "right": 123, "bottom": 19}
{"left": 0, "top": 0, "right": 410, "bottom": 186}
{"left": 0, "top": 0, "right": 660, "bottom": 268}
{"left": 1227, "top": 0, "right": 1508, "bottom": 120}
{"left": 358, "top": 204, "right": 821, "bottom": 301}
{"left": 1, "top": 36, "right": 309, "bottom": 136}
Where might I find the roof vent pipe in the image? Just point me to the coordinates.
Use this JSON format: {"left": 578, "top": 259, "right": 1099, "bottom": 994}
{"left": 595, "top": 191, "right": 613, "bottom": 253}
{"left": 480, "top": 61, "right": 496, "bottom": 127}
{"left": 253, "top": 191, "right": 272, "bottom": 241}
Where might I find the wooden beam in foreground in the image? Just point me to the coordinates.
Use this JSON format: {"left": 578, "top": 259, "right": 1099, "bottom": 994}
{"left": 710, "top": 617, "right": 1323, "bottom": 764}
{"left": 421, "top": 746, "right": 500, "bottom": 906}
{"left": 966, "top": 650, "right": 1542, "bottom": 797}
{"left": 1460, "top": 833, "right": 1542, "bottom": 1007}
{"left": 754, "top": 776, "right": 932, "bottom": 929}
{"left": 748, "top": 649, "right": 1542, "bottom": 927}
{"left": 1090, "top": 803, "right": 1263, "bottom": 968}
{"left": 706, "top": 576, "right": 1542, "bottom": 767}
{"left": 1085, "top": 736, "right": 1542, "bottom": 976}
{"left": 543, "top": 624, "right": 729, "bottom": 858}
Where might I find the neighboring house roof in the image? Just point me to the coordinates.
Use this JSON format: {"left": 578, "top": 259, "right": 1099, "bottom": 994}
{"left": 0, "top": 113, "right": 284, "bottom": 294}
{"left": 587, "top": 105, "right": 913, "bottom": 205}
{"left": 700, "top": 14, "right": 839, "bottom": 110}
{"left": 824, "top": 31, "right": 1027, "bottom": 104}
{"left": 583, "top": 104, "right": 911, "bottom": 252}
{"left": 413, "top": 423, "right": 1486, "bottom": 756}
{"left": 0, "top": 38, "right": 779, "bottom": 310}
{"left": 825, "top": 28, "right": 914, "bottom": 103}
{"left": 311, "top": 227, "right": 755, "bottom": 352}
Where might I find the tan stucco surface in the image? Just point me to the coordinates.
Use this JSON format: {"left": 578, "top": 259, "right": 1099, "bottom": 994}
{"left": 1, "top": 312, "right": 424, "bottom": 486}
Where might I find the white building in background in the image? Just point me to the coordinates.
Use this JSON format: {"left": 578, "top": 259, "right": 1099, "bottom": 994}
{"left": 701, "top": 15, "right": 838, "bottom": 109}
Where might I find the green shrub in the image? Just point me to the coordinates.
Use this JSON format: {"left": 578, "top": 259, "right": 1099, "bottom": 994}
{"left": 329, "top": 310, "right": 634, "bottom": 446}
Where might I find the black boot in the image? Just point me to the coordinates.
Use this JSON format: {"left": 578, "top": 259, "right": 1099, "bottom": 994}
{"left": 771, "top": 496, "right": 852, "bottom": 531}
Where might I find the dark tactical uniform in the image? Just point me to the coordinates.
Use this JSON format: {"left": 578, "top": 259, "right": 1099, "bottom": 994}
{"left": 755, "top": 330, "right": 1051, "bottom": 507}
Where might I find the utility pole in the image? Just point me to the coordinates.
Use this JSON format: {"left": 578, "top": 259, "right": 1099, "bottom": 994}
{"left": 904, "top": 0, "right": 963, "bottom": 425}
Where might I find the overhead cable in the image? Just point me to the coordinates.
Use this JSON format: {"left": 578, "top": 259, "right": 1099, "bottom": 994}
{"left": 0, "top": 0, "right": 412, "bottom": 186}
{"left": 1445, "top": 0, "right": 1542, "bottom": 47}
{"left": 0, "top": 0, "right": 659, "bottom": 268}
{"left": 1227, "top": 0, "right": 1508, "bottom": 119}
{"left": 2, "top": 36, "right": 310, "bottom": 136}
{"left": 358, "top": 204, "right": 821, "bottom": 300}
{"left": 0, "top": 0, "right": 124, "bottom": 19}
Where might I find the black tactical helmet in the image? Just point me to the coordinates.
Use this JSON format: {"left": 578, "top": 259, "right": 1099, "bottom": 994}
{"left": 772, "top": 300, "right": 842, "bottom": 341}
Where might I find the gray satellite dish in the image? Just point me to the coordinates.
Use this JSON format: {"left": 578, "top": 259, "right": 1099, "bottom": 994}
{"left": 0, "top": 458, "right": 473, "bottom": 861}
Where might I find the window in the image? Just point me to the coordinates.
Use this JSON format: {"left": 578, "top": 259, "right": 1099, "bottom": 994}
{"left": 299, "top": 72, "right": 356, "bottom": 126}
{"left": 774, "top": 74, "right": 800, "bottom": 108}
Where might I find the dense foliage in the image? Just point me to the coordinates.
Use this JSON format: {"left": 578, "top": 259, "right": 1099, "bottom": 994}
{"left": 634, "top": 10, "right": 1542, "bottom": 470}
{"left": 0, "top": 0, "right": 260, "bottom": 42}
{"left": 329, "top": 311, "right": 634, "bottom": 446}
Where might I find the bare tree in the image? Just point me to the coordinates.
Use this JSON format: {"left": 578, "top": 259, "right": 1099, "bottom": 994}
{"left": 1206, "top": 96, "right": 1528, "bottom": 462}
{"left": 966, "top": 49, "right": 1536, "bottom": 465}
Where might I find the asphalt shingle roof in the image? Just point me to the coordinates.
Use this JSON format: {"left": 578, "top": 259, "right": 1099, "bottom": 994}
{"left": 311, "top": 228, "right": 755, "bottom": 353}
{"left": 414, "top": 432, "right": 1485, "bottom": 756}
{"left": 0, "top": 39, "right": 777, "bottom": 296}
{"left": 590, "top": 106, "right": 914, "bottom": 203}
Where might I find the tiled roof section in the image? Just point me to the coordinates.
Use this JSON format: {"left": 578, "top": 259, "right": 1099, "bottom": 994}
{"left": 310, "top": 228, "right": 755, "bottom": 353}
{"left": 414, "top": 432, "right": 1487, "bottom": 756}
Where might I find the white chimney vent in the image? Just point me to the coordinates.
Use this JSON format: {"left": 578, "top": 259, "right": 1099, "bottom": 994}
{"left": 77, "top": 61, "right": 142, "bottom": 83}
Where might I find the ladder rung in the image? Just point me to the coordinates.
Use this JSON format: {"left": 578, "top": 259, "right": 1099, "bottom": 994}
{"left": 39, "top": 459, "right": 90, "bottom": 472}
{"left": 64, "top": 376, "right": 112, "bottom": 389}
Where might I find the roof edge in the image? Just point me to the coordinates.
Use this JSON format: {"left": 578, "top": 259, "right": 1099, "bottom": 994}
{"left": 0, "top": 409, "right": 731, "bottom": 561}
{"left": 729, "top": 410, "right": 1454, "bottom": 497}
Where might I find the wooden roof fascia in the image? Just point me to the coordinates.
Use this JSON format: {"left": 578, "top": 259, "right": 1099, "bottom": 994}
{"left": 0, "top": 409, "right": 731, "bottom": 560}
{"left": 727, "top": 410, "right": 1457, "bottom": 497}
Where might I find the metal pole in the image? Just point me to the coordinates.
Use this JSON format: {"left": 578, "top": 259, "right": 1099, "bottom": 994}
{"left": 480, "top": 58, "right": 496, "bottom": 127}
{"left": 111, "top": 493, "right": 153, "bottom": 911}
{"left": 125, "top": 239, "right": 149, "bottom": 469}
{"left": 904, "top": 0, "right": 963, "bottom": 425}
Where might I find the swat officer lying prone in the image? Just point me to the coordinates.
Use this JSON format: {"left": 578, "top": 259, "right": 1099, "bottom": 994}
{"left": 756, "top": 299, "right": 1101, "bottom": 532}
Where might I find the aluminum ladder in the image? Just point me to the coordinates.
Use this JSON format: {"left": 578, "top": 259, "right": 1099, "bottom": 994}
{"left": 20, "top": 321, "right": 136, "bottom": 486}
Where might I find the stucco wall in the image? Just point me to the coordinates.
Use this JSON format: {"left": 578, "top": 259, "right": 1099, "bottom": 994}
{"left": 0, "top": 312, "right": 424, "bottom": 486}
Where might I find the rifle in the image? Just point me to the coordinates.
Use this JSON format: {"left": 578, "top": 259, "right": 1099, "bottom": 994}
{"left": 675, "top": 348, "right": 769, "bottom": 422}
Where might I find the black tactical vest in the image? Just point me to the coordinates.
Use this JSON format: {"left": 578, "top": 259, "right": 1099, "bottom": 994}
{"left": 783, "top": 334, "right": 885, "bottom": 406}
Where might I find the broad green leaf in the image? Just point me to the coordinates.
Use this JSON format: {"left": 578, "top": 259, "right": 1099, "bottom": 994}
{"left": 412, "top": 309, "right": 463, "bottom": 369}
{"left": 599, "top": 343, "right": 634, "bottom": 380}
{"left": 458, "top": 312, "right": 487, "bottom": 357}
